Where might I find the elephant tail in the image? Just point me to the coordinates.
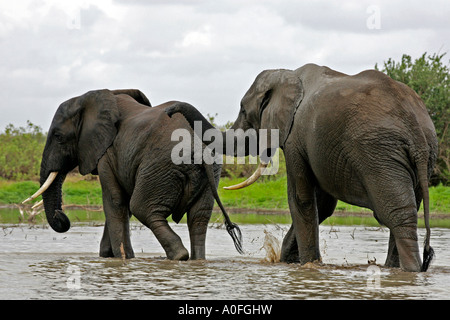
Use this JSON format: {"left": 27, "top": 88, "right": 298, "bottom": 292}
{"left": 417, "top": 159, "right": 434, "bottom": 272}
{"left": 203, "top": 163, "right": 244, "bottom": 255}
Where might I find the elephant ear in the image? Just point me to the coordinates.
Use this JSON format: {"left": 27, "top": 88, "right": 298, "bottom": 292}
{"left": 259, "top": 70, "right": 304, "bottom": 147}
{"left": 111, "top": 89, "right": 152, "bottom": 107}
{"left": 77, "top": 89, "right": 120, "bottom": 175}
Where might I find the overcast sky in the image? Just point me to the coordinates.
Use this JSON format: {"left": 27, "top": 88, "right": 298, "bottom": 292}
{"left": 1, "top": 0, "right": 449, "bottom": 131}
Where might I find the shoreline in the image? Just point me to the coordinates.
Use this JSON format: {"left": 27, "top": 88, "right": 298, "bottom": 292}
{"left": 2, "top": 203, "right": 449, "bottom": 220}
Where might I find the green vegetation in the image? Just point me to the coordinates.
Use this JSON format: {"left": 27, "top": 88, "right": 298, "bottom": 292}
{"left": 61, "top": 178, "right": 103, "bottom": 206}
{"left": 2, "top": 204, "right": 449, "bottom": 228}
{"left": 0, "top": 172, "right": 448, "bottom": 226}
{"left": 0, "top": 180, "right": 41, "bottom": 204}
{"left": 219, "top": 175, "right": 289, "bottom": 209}
{"left": 0, "top": 121, "right": 45, "bottom": 180}
{"left": 1, "top": 174, "right": 448, "bottom": 213}
{"left": 219, "top": 176, "right": 449, "bottom": 214}
{"left": 0, "top": 176, "right": 103, "bottom": 206}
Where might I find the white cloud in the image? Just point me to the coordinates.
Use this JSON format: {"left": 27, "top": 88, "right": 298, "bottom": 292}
{"left": 180, "top": 25, "right": 212, "bottom": 48}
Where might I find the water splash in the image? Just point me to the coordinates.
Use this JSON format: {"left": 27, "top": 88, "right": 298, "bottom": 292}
{"left": 262, "top": 229, "right": 281, "bottom": 263}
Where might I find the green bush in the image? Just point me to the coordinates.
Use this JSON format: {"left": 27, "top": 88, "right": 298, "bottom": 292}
{"left": 0, "top": 121, "right": 46, "bottom": 181}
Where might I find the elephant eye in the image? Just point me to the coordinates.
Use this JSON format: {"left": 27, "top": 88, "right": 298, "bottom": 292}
{"left": 54, "top": 132, "right": 64, "bottom": 143}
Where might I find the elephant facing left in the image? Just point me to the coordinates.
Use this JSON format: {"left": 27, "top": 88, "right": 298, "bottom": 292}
{"left": 23, "top": 89, "right": 242, "bottom": 260}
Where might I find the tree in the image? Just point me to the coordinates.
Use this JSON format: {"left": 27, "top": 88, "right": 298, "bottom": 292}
{"left": 376, "top": 52, "right": 450, "bottom": 185}
{"left": 0, "top": 121, "right": 46, "bottom": 180}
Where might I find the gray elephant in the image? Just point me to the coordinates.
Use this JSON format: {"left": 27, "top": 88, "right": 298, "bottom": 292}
{"left": 166, "top": 63, "right": 437, "bottom": 272}
{"left": 23, "top": 89, "right": 242, "bottom": 260}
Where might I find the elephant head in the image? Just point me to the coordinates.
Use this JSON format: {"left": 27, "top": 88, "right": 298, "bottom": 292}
{"left": 165, "top": 69, "right": 303, "bottom": 188}
{"left": 23, "top": 89, "right": 151, "bottom": 232}
{"left": 235, "top": 69, "right": 303, "bottom": 144}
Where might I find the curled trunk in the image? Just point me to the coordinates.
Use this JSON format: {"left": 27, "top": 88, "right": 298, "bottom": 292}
{"left": 40, "top": 172, "right": 71, "bottom": 233}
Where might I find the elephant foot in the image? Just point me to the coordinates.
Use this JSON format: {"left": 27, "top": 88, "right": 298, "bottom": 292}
{"left": 387, "top": 222, "right": 421, "bottom": 272}
{"left": 395, "top": 238, "right": 421, "bottom": 272}
{"left": 99, "top": 250, "right": 135, "bottom": 259}
{"left": 190, "top": 245, "right": 206, "bottom": 260}
{"left": 99, "top": 241, "right": 135, "bottom": 259}
{"left": 100, "top": 246, "right": 114, "bottom": 258}
{"left": 384, "top": 257, "right": 400, "bottom": 268}
{"left": 167, "top": 247, "right": 189, "bottom": 261}
{"left": 280, "top": 253, "right": 300, "bottom": 264}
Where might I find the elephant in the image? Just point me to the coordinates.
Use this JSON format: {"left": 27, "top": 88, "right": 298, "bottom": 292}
{"left": 165, "top": 63, "right": 438, "bottom": 272}
{"left": 23, "top": 89, "right": 242, "bottom": 260}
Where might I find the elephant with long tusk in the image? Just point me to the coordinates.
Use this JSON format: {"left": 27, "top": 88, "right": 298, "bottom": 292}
{"left": 166, "top": 63, "right": 438, "bottom": 272}
{"left": 23, "top": 89, "right": 242, "bottom": 260}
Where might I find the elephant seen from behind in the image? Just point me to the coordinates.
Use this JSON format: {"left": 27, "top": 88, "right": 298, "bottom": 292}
{"left": 23, "top": 89, "right": 242, "bottom": 260}
{"left": 166, "top": 63, "right": 437, "bottom": 272}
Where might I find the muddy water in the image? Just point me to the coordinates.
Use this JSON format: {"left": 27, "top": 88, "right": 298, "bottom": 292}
{"left": 0, "top": 222, "right": 449, "bottom": 299}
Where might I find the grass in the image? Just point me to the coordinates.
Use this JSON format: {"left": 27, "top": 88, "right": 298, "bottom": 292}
{"left": 1, "top": 174, "right": 449, "bottom": 227}
{"left": 0, "top": 180, "right": 41, "bottom": 204}
{"left": 0, "top": 175, "right": 103, "bottom": 206}
{"left": 219, "top": 176, "right": 289, "bottom": 210}
{"left": 1, "top": 175, "right": 449, "bottom": 213}
{"left": 61, "top": 178, "right": 103, "bottom": 205}
{"left": 219, "top": 176, "right": 450, "bottom": 214}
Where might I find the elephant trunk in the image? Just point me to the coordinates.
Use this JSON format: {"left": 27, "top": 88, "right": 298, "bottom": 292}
{"left": 40, "top": 171, "right": 71, "bottom": 233}
{"left": 23, "top": 160, "right": 71, "bottom": 232}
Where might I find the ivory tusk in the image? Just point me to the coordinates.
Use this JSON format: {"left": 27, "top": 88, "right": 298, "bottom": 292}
{"left": 22, "top": 172, "right": 58, "bottom": 204}
{"left": 31, "top": 199, "right": 44, "bottom": 209}
{"left": 223, "top": 162, "right": 269, "bottom": 190}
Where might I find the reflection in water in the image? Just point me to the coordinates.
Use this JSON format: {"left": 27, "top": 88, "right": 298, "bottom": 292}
{"left": 0, "top": 223, "right": 449, "bottom": 299}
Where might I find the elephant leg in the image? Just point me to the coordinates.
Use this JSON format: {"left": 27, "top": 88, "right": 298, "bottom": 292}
{"left": 99, "top": 221, "right": 114, "bottom": 257}
{"left": 99, "top": 179, "right": 135, "bottom": 259}
{"left": 385, "top": 231, "right": 400, "bottom": 268}
{"left": 100, "top": 194, "right": 134, "bottom": 259}
{"left": 132, "top": 202, "right": 189, "bottom": 261}
{"left": 281, "top": 160, "right": 320, "bottom": 264}
{"left": 389, "top": 211, "right": 421, "bottom": 272}
{"left": 386, "top": 186, "right": 426, "bottom": 269}
{"left": 367, "top": 176, "right": 421, "bottom": 272}
{"left": 148, "top": 212, "right": 189, "bottom": 261}
{"left": 187, "top": 207, "right": 212, "bottom": 260}
{"left": 281, "top": 224, "right": 300, "bottom": 263}
{"left": 281, "top": 189, "right": 336, "bottom": 263}
{"left": 97, "top": 159, "right": 134, "bottom": 259}
{"left": 187, "top": 191, "right": 214, "bottom": 260}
